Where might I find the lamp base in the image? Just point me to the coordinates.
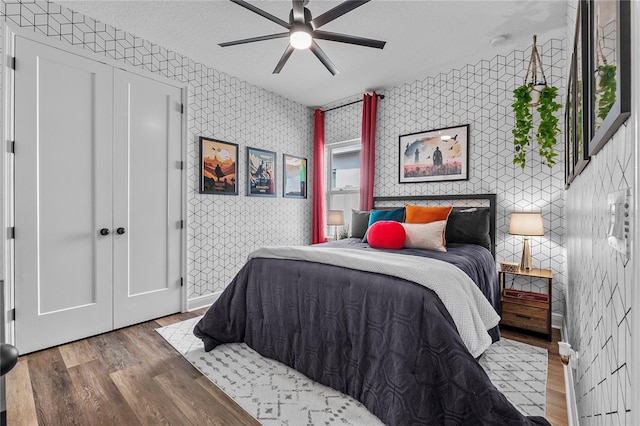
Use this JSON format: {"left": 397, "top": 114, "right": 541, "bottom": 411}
{"left": 519, "top": 237, "right": 533, "bottom": 270}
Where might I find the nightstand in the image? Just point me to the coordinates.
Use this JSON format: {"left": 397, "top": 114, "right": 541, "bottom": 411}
{"left": 499, "top": 267, "right": 552, "bottom": 341}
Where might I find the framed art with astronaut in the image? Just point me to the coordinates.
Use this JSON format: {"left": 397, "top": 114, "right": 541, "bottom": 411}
{"left": 399, "top": 124, "right": 469, "bottom": 183}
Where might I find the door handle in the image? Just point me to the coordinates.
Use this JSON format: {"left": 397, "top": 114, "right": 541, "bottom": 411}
{"left": 116, "top": 227, "right": 126, "bottom": 235}
{"left": 99, "top": 228, "right": 110, "bottom": 236}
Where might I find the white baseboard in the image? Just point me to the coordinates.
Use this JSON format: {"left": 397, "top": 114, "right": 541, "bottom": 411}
{"left": 561, "top": 321, "right": 579, "bottom": 426}
{"left": 552, "top": 312, "right": 564, "bottom": 330}
{"left": 186, "top": 292, "right": 222, "bottom": 312}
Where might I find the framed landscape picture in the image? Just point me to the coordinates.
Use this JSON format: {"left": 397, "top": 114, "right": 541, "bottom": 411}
{"left": 283, "top": 154, "right": 307, "bottom": 198}
{"left": 199, "top": 137, "right": 238, "bottom": 195}
{"left": 247, "top": 147, "right": 277, "bottom": 197}
{"left": 399, "top": 124, "right": 469, "bottom": 183}
{"left": 588, "top": 0, "right": 630, "bottom": 155}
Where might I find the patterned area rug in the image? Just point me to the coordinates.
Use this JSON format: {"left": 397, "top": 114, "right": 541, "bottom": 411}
{"left": 157, "top": 317, "right": 547, "bottom": 424}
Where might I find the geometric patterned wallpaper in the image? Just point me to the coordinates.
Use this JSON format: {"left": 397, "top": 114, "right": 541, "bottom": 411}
{"left": 564, "top": 1, "right": 633, "bottom": 423}
{"left": 323, "top": 37, "right": 567, "bottom": 318}
{"left": 0, "top": 1, "right": 313, "bottom": 302}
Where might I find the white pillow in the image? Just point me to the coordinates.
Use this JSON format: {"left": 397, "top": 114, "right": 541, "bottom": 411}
{"left": 401, "top": 220, "right": 447, "bottom": 252}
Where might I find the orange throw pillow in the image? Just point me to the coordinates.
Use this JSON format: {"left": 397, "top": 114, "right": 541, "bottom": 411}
{"left": 405, "top": 204, "right": 453, "bottom": 224}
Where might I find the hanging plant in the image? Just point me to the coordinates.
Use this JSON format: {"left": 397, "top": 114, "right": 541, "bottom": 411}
{"left": 512, "top": 35, "right": 561, "bottom": 168}
{"left": 512, "top": 84, "right": 533, "bottom": 168}
{"left": 536, "top": 85, "right": 561, "bottom": 166}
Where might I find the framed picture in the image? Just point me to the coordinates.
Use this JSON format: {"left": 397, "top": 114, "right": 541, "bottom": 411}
{"left": 588, "top": 0, "right": 630, "bottom": 156}
{"left": 399, "top": 124, "right": 469, "bottom": 183}
{"left": 199, "top": 137, "right": 238, "bottom": 195}
{"left": 247, "top": 147, "right": 277, "bottom": 197}
{"left": 283, "top": 154, "right": 307, "bottom": 198}
{"left": 565, "top": 54, "right": 576, "bottom": 187}
{"left": 574, "top": 0, "right": 590, "bottom": 176}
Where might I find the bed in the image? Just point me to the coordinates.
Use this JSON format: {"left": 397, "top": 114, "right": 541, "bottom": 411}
{"left": 194, "top": 194, "right": 550, "bottom": 425}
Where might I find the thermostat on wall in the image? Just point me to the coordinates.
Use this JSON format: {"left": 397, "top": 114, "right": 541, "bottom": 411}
{"left": 607, "top": 188, "right": 631, "bottom": 259}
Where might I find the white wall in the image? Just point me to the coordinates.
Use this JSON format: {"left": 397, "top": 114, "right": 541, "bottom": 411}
{"left": 0, "top": 2, "right": 313, "bottom": 312}
{"left": 323, "top": 37, "right": 567, "bottom": 321}
{"left": 564, "top": 0, "right": 635, "bottom": 423}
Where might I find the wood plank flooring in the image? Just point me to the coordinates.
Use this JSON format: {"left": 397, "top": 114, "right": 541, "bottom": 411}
{"left": 6, "top": 311, "right": 568, "bottom": 425}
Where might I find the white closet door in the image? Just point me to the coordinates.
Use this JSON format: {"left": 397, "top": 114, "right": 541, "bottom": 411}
{"left": 14, "top": 37, "right": 114, "bottom": 353}
{"left": 112, "top": 69, "right": 182, "bottom": 328}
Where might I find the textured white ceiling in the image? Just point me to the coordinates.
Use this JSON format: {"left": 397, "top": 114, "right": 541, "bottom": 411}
{"left": 56, "top": 0, "right": 567, "bottom": 107}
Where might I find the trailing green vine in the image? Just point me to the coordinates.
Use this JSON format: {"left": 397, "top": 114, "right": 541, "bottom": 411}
{"left": 512, "top": 84, "right": 561, "bottom": 168}
{"left": 536, "top": 86, "right": 561, "bottom": 166}
{"left": 596, "top": 64, "right": 616, "bottom": 122}
{"left": 512, "top": 84, "right": 533, "bottom": 168}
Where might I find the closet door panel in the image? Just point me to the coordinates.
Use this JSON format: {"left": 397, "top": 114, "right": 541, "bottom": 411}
{"left": 113, "top": 69, "right": 182, "bottom": 328}
{"left": 14, "top": 37, "right": 114, "bottom": 353}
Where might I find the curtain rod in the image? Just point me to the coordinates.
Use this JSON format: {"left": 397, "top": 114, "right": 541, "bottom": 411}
{"left": 324, "top": 93, "right": 385, "bottom": 112}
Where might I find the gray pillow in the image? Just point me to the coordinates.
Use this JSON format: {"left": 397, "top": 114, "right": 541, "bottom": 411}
{"left": 445, "top": 207, "right": 491, "bottom": 250}
{"left": 351, "top": 209, "right": 370, "bottom": 239}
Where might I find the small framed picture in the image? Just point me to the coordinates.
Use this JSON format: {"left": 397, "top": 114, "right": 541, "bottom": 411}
{"left": 247, "top": 147, "right": 277, "bottom": 197}
{"left": 399, "top": 124, "right": 469, "bottom": 183}
{"left": 283, "top": 154, "right": 307, "bottom": 199}
{"left": 588, "top": 0, "right": 631, "bottom": 155}
{"left": 199, "top": 137, "right": 238, "bottom": 195}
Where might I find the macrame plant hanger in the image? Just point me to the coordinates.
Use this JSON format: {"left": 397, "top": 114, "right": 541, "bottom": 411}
{"left": 524, "top": 35, "right": 548, "bottom": 107}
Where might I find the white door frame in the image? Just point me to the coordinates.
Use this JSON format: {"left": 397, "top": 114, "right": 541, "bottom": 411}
{"left": 1, "top": 24, "right": 189, "bottom": 344}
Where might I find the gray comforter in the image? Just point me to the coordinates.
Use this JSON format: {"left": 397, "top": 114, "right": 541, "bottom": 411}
{"left": 194, "top": 244, "right": 549, "bottom": 425}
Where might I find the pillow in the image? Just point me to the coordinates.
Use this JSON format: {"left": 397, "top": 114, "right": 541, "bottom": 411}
{"left": 405, "top": 205, "right": 453, "bottom": 224}
{"left": 367, "top": 221, "right": 406, "bottom": 249}
{"left": 351, "top": 209, "right": 370, "bottom": 239}
{"left": 363, "top": 207, "right": 405, "bottom": 243}
{"left": 401, "top": 221, "right": 447, "bottom": 252}
{"left": 445, "top": 207, "right": 491, "bottom": 250}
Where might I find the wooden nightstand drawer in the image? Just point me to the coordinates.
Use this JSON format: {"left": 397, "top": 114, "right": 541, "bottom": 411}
{"left": 501, "top": 301, "right": 548, "bottom": 334}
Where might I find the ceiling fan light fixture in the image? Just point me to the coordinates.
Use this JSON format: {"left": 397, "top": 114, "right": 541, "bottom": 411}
{"left": 290, "top": 27, "right": 312, "bottom": 49}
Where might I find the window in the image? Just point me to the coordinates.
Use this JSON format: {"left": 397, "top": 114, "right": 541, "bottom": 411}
{"left": 326, "top": 139, "right": 361, "bottom": 236}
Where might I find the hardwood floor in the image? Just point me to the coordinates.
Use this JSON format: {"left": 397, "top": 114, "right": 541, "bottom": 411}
{"left": 6, "top": 312, "right": 568, "bottom": 425}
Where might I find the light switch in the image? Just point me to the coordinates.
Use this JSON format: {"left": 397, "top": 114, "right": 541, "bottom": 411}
{"left": 607, "top": 188, "right": 631, "bottom": 259}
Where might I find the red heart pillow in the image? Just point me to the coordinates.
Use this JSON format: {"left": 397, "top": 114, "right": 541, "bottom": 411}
{"left": 367, "top": 220, "right": 406, "bottom": 249}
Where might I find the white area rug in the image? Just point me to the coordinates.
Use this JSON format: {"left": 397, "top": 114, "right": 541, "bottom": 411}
{"left": 157, "top": 317, "right": 547, "bottom": 424}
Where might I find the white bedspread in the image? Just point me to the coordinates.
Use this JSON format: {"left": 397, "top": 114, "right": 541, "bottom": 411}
{"left": 249, "top": 246, "right": 500, "bottom": 358}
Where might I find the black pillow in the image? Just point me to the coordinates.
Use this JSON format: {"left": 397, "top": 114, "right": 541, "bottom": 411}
{"left": 351, "top": 209, "right": 370, "bottom": 239}
{"left": 445, "top": 207, "right": 491, "bottom": 250}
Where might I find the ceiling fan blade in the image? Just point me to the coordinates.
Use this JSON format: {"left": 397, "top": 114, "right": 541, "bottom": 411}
{"left": 219, "top": 32, "right": 289, "bottom": 47}
{"left": 230, "top": 0, "right": 291, "bottom": 29}
{"left": 312, "top": 30, "right": 386, "bottom": 49}
{"left": 273, "top": 44, "right": 295, "bottom": 74}
{"left": 309, "top": 40, "right": 339, "bottom": 75}
{"left": 310, "top": 0, "right": 370, "bottom": 30}
{"left": 292, "top": 0, "right": 305, "bottom": 23}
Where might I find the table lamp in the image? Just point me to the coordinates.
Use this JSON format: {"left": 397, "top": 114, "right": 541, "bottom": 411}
{"left": 509, "top": 212, "right": 544, "bottom": 270}
{"left": 327, "top": 210, "right": 344, "bottom": 240}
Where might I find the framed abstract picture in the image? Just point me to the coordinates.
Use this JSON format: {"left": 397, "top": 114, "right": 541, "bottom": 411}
{"left": 283, "top": 154, "right": 307, "bottom": 199}
{"left": 199, "top": 137, "right": 238, "bottom": 195}
{"left": 588, "top": 0, "right": 630, "bottom": 155}
{"left": 247, "top": 147, "right": 277, "bottom": 197}
{"left": 399, "top": 124, "right": 469, "bottom": 183}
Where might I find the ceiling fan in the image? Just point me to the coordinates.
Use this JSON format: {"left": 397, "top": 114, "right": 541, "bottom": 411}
{"left": 219, "top": 0, "right": 386, "bottom": 75}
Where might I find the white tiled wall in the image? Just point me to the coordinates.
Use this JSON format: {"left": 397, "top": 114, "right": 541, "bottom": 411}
{"left": 0, "top": 1, "right": 313, "bottom": 303}
{"left": 323, "top": 38, "right": 567, "bottom": 318}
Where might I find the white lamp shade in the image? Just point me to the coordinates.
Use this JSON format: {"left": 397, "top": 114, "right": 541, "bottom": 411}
{"left": 509, "top": 212, "right": 544, "bottom": 236}
{"left": 327, "top": 210, "right": 344, "bottom": 226}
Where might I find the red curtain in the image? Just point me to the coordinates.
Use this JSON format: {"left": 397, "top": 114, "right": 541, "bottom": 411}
{"left": 312, "top": 109, "right": 326, "bottom": 244}
{"left": 359, "top": 92, "right": 378, "bottom": 211}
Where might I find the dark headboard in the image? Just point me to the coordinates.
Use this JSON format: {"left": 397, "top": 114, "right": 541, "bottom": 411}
{"left": 372, "top": 193, "right": 497, "bottom": 258}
